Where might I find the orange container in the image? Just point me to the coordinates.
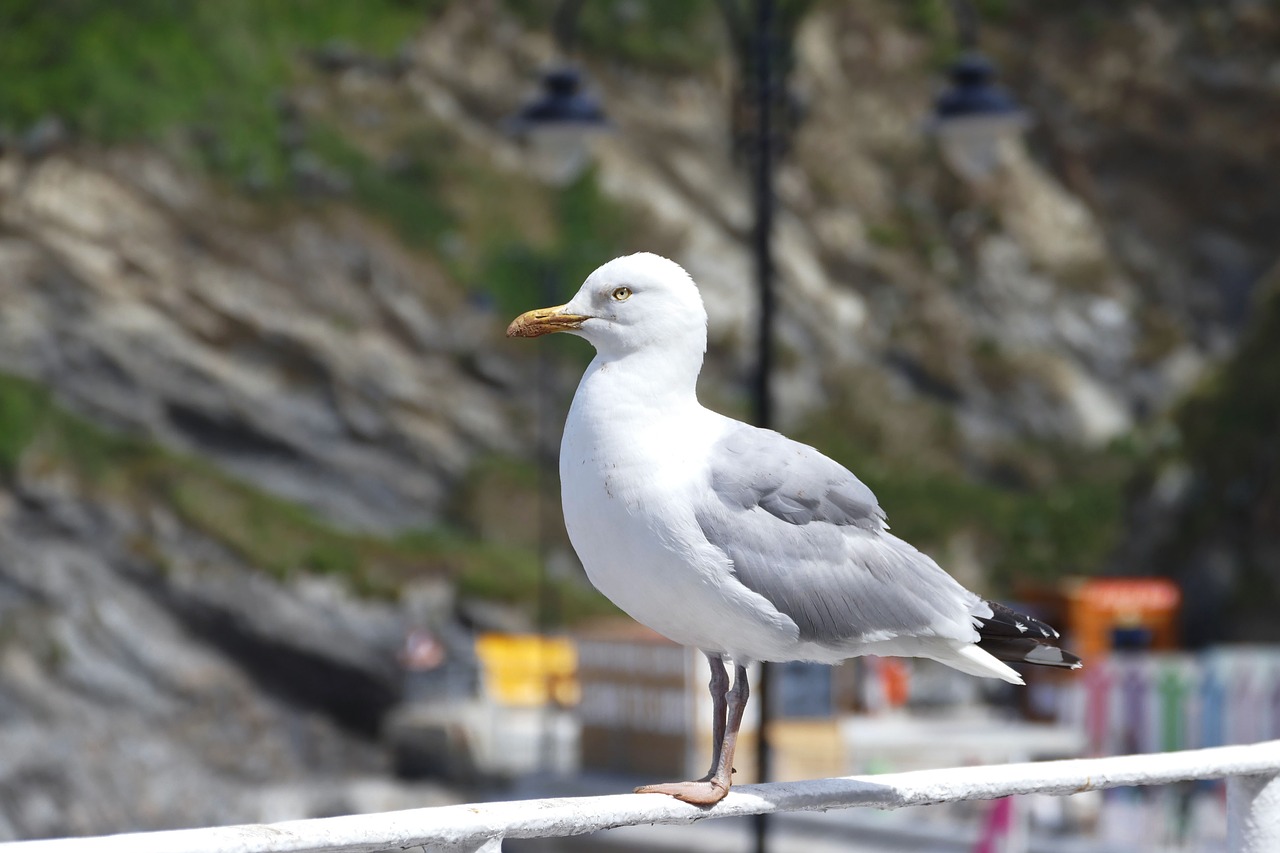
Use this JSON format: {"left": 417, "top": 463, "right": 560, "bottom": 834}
{"left": 1065, "top": 578, "right": 1181, "bottom": 661}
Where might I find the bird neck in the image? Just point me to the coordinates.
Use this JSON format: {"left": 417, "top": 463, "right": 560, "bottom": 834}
{"left": 578, "top": 345, "right": 705, "bottom": 416}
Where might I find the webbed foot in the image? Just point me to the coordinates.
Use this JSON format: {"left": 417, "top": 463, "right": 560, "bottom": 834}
{"left": 634, "top": 780, "right": 730, "bottom": 805}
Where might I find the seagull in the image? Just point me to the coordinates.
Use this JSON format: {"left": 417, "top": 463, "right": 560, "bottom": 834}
{"left": 507, "top": 252, "right": 1081, "bottom": 805}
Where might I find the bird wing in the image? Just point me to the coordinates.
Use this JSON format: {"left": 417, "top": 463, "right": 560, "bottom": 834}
{"left": 704, "top": 423, "right": 887, "bottom": 529}
{"left": 696, "top": 424, "right": 983, "bottom": 645}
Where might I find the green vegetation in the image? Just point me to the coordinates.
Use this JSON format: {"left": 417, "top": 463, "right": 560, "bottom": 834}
{"left": 472, "top": 168, "right": 636, "bottom": 319}
{"left": 1160, "top": 279, "right": 1280, "bottom": 608}
{"left": 576, "top": 2, "right": 722, "bottom": 71}
{"left": 308, "top": 125, "right": 457, "bottom": 249}
{"left": 902, "top": 0, "right": 951, "bottom": 38}
{"left": 1174, "top": 286, "right": 1280, "bottom": 509}
{"left": 0, "top": 2, "right": 639, "bottom": 620}
{"left": 500, "top": 1, "right": 724, "bottom": 72}
{"left": 0, "top": 373, "right": 613, "bottom": 621}
{"left": 0, "top": 0, "right": 435, "bottom": 182}
{"left": 0, "top": 374, "right": 48, "bottom": 475}
{"left": 0, "top": 0, "right": 667, "bottom": 314}
{"left": 902, "top": 0, "right": 1014, "bottom": 37}
{"left": 866, "top": 221, "right": 909, "bottom": 249}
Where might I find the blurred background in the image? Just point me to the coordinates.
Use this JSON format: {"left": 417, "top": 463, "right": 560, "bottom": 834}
{"left": 0, "top": 1, "right": 1277, "bottom": 851}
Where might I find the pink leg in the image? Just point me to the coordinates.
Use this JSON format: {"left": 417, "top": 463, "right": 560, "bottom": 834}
{"left": 636, "top": 661, "right": 749, "bottom": 806}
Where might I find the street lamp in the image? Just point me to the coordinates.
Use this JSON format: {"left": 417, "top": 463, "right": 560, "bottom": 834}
{"left": 505, "top": 62, "right": 610, "bottom": 629}
{"left": 506, "top": 51, "right": 611, "bottom": 775}
{"left": 928, "top": 52, "right": 1028, "bottom": 184}
{"left": 927, "top": 0, "right": 1028, "bottom": 184}
{"left": 504, "top": 51, "right": 613, "bottom": 623}
{"left": 507, "top": 65, "right": 611, "bottom": 186}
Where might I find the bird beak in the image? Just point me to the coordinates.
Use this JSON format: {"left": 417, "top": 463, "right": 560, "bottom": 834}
{"left": 506, "top": 304, "right": 591, "bottom": 338}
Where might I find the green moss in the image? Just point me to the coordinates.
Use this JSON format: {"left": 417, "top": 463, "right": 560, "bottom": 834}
{"left": 467, "top": 168, "right": 634, "bottom": 326}
{"left": 309, "top": 125, "right": 455, "bottom": 249}
{"left": 394, "top": 529, "right": 618, "bottom": 622}
{"left": 0, "top": 1, "right": 435, "bottom": 183}
{"left": 0, "top": 375, "right": 152, "bottom": 481}
{"left": 0, "top": 375, "right": 48, "bottom": 475}
{"left": 499, "top": 0, "right": 723, "bottom": 72}
{"left": 867, "top": 222, "right": 908, "bottom": 249}
{"left": 0, "top": 371, "right": 611, "bottom": 621}
{"left": 450, "top": 453, "right": 544, "bottom": 547}
{"left": 973, "top": 0, "right": 1013, "bottom": 24}
{"left": 902, "top": 0, "right": 950, "bottom": 38}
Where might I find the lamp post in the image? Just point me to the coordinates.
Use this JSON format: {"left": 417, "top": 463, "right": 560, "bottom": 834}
{"left": 505, "top": 24, "right": 613, "bottom": 603}
{"left": 927, "top": 1, "right": 1028, "bottom": 183}
{"left": 738, "top": 0, "right": 780, "bottom": 434}
{"left": 506, "top": 45, "right": 612, "bottom": 636}
{"left": 506, "top": 45, "right": 611, "bottom": 774}
{"left": 506, "top": 61, "right": 610, "bottom": 630}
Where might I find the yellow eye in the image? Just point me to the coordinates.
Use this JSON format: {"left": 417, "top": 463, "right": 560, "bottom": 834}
{"left": 611, "top": 286, "right": 632, "bottom": 302}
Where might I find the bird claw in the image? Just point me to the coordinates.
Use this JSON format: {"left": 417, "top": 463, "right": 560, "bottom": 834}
{"left": 634, "top": 780, "right": 730, "bottom": 806}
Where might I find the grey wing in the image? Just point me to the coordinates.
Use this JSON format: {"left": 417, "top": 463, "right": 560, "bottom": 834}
{"left": 698, "top": 425, "right": 983, "bottom": 645}
{"left": 707, "top": 424, "right": 886, "bottom": 529}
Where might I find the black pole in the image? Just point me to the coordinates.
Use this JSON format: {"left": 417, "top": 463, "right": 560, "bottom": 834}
{"left": 750, "top": 2, "right": 775, "bottom": 853}
{"left": 751, "top": 0, "right": 775, "bottom": 434}
{"left": 950, "top": 0, "right": 980, "bottom": 50}
{"left": 552, "top": 0, "right": 584, "bottom": 55}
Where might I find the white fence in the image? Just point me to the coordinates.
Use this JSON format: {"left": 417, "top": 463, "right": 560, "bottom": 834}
{"left": 3, "top": 741, "right": 1279, "bottom": 853}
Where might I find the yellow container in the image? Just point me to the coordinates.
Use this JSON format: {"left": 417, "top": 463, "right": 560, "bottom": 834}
{"left": 475, "top": 633, "right": 579, "bottom": 707}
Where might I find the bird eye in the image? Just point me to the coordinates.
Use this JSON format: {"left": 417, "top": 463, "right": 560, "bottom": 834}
{"left": 611, "top": 286, "right": 632, "bottom": 302}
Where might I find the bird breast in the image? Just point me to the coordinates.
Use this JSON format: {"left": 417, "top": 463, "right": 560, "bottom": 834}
{"left": 557, "top": 390, "right": 799, "bottom": 656}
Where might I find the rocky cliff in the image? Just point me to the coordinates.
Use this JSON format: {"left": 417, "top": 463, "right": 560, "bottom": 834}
{"left": 0, "top": 150, "right": 521, "bottom": 532}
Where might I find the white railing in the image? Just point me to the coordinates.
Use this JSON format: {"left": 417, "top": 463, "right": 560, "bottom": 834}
{"left": 4, "top": 741, "right": 1279, "bottom": 853}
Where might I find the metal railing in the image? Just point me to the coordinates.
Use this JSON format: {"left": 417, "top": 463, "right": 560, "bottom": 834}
{"left": 4, "top": 741, "right": 1279, "bottom": 853}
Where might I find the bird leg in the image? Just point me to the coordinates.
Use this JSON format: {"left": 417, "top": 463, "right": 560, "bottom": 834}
{"left": 698, "top": 654, "right": 729, "bottom": 782}
{"left": 636, "top": 662, "right": 749, "bottom": 806}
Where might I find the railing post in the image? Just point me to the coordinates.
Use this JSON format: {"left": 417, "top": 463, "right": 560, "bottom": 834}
{"left": 1228, "top": 772, "right": 1280, "bottom": 852}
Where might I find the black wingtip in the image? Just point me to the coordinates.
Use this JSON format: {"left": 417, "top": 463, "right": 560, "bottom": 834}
{"left": 975, "top": 600, "right": 1082, "bottom": 671}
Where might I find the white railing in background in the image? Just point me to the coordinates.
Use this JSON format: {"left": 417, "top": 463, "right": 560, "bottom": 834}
{"left": 3, "top": 741, "right": 1279, "bottom": 853}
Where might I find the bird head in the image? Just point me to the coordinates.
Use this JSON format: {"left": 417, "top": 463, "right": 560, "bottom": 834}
{"left": 506, "top": 253, "right": 709, "bottom": 360}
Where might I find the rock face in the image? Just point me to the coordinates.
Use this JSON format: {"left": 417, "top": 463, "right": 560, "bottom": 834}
{"left": 0, "top": 467, "right": 425, "bottom": 839}
{"left": 0, "top": 93, "right": 534, "bottom": 842}
{"left": 402, "top": 3, "right": 1276, "bottom": 457}
{"left": 2, "top": 3, "right": 1274, "bottom": 522}
{"left": 0, "top": 152, "right": 521, "bottom": 533}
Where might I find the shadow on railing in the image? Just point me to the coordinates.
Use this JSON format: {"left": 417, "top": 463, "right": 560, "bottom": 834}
{"left": 3, "top": 741, "right": 1279, "bottom": 853}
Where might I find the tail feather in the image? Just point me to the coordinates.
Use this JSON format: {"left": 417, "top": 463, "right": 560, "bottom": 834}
{"left": 974, "top": 600, "right": 1082, "bottom": 671}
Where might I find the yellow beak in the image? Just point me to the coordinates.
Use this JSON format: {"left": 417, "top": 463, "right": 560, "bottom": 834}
{"left": 506, "top": 305, "right": 591, "bottom": 338}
